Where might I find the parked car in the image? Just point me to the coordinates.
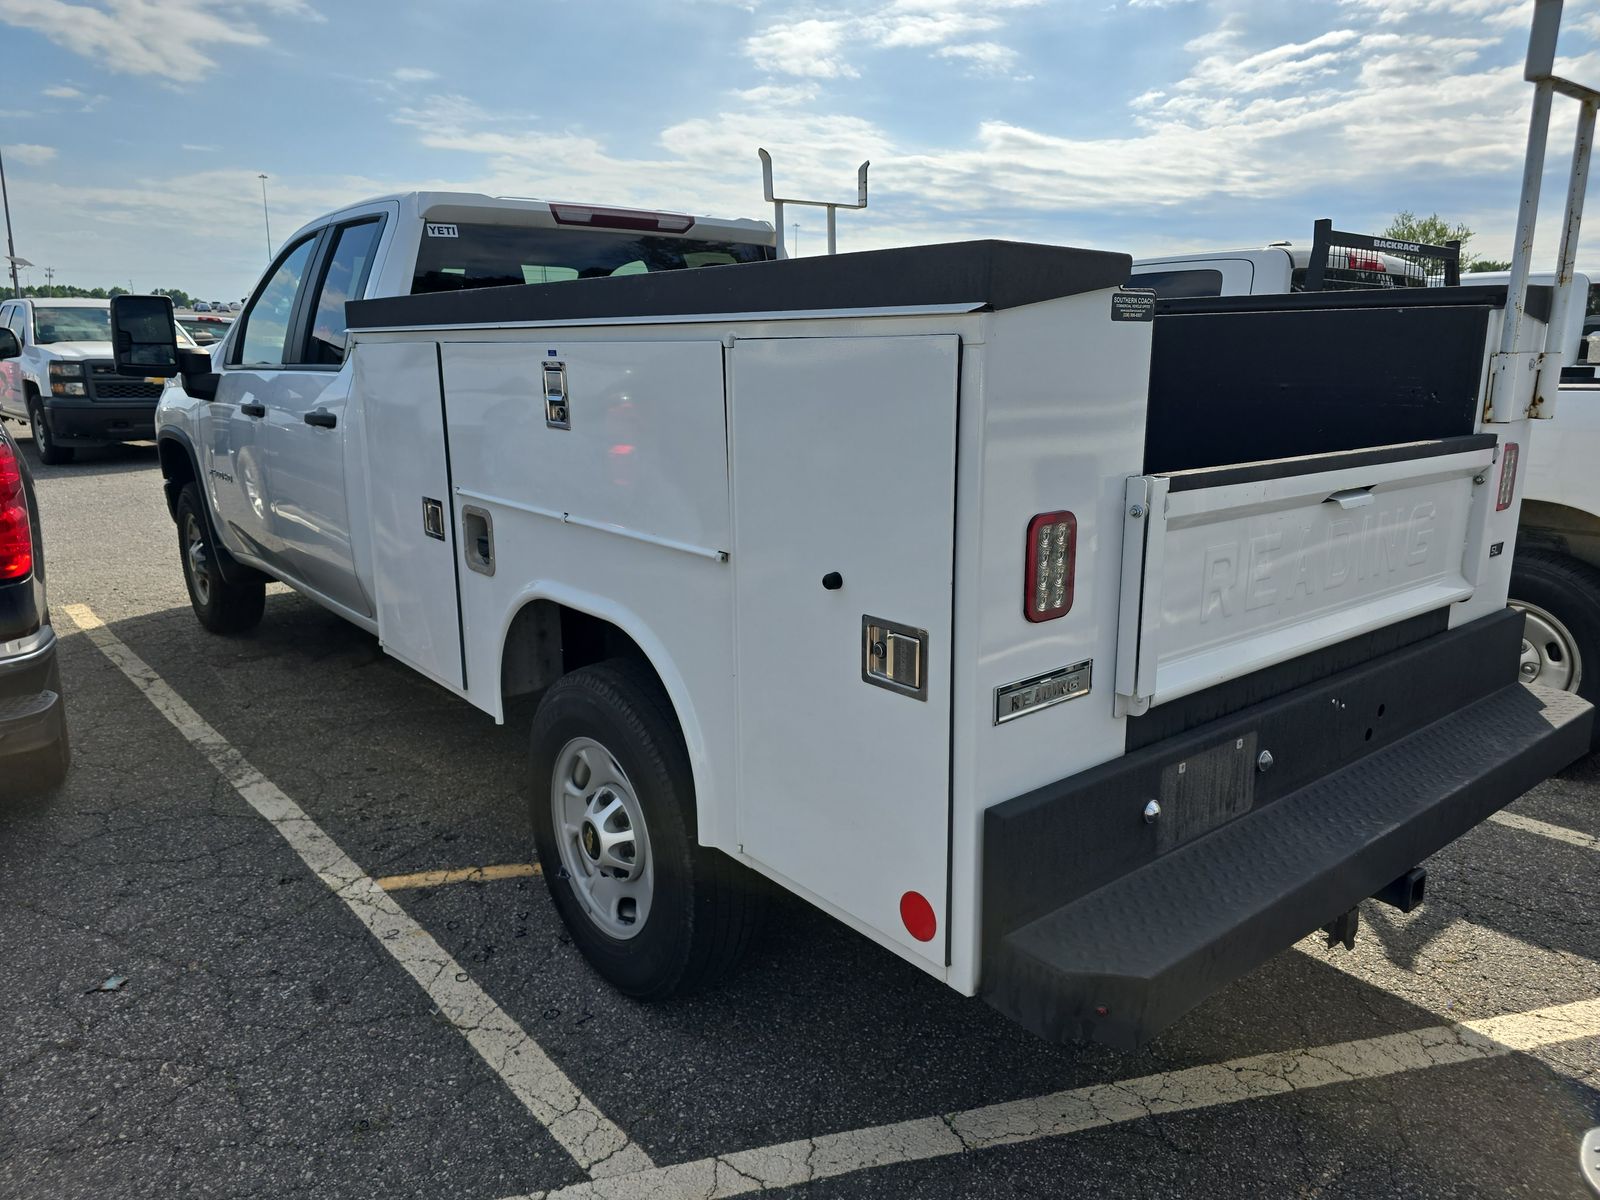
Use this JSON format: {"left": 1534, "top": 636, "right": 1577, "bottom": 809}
{"left": 0, "top": 386, "right": 68, "bottom": 794}
{"left": 193, "top": 301, "right": 211, "bottom": 312}
{"left": 176, "top": 313, "right": 232, "bottom": 347}
{"left": 0, "top": 297, "right": 200, "bottom": 465}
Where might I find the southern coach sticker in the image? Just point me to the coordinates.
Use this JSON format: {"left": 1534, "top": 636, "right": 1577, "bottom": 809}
{"left": 1110, "top": 290, "right": 1155, "bottom": 321}
{"left": 425, "top": 223, "right": 459, "bottom": 238}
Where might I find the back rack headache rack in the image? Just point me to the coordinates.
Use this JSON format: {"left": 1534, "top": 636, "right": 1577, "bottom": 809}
{"left": 1497, "top": 0, "right": 1600, "bottom": 421}
{"left": 1303, "top": 219, "right": 1461, "bottom": 291}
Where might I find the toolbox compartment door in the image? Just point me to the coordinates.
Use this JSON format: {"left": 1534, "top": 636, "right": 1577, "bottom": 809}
{"left": 355, "top": 340, "right": 465, "bottom": 692}
{"left": 729, "top": 334, "right": 958, "bottom": 967}
{"left": 1115, "top": 436, "right": 1498, "bottom": 715}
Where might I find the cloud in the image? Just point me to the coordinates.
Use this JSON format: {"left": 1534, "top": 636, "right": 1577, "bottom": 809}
{"left": 936, "top": 41, "right": 1026, "bottom": 77}
{"left": 4, "top": 143, "right": 57, "bottom": 166}
{"left": 745, "top": 1, "right": 1039, "bottom": 79}
{"left": 392, "top": 66, "right": 438, "bottom": 82}
{"left": 181, "top": 143, "right": 219, "bottom": 152}
{"left": 41, "top": 84, "right": 80, "bottom": 98}
{"left": 0, "top": 0, "right": 320, "bottom": 82}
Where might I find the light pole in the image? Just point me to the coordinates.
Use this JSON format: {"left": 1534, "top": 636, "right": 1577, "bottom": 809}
{"left": 258, "top": 173, "right": 272, "bottom": 259}
{"left": 0, "top": 143, "right": 18, "bottom": 297}
{"left": 791, "top": 222, "right": 800, "bottom": 258}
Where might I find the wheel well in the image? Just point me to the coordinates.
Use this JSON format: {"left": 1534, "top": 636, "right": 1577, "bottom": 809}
{"left": 1520, "top": 500, "right": 1600, "bottom": 572}
{"left": 157, "top": 437, "right": 197, "bottom": 521}
{"left": 500, "top": 600, "right": 657, "bottom": 704}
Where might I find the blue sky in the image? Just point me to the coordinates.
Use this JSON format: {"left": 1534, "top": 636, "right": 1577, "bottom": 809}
{"left": 1, "top": 0, "right": 1598, "bottom": 299}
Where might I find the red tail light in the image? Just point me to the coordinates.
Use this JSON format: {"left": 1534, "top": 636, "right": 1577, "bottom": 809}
{"left": 1024, "top": 511, "right": 1076, "bottom": 622}
{"left": 0, "top": 439, "right": 33, "bottom": 582}
{"left": 1497, "top": 441, "right": 1520, "bottom": 512}
{"left": 549, "top": 203, "right": 695, "bottom": 234}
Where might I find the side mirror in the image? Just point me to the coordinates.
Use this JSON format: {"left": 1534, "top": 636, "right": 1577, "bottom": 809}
{"left": 0, "top": 328, "right": 18, "bottom": 361}
{"left": 109, "top": 294, "right": 180, "bottom": 378}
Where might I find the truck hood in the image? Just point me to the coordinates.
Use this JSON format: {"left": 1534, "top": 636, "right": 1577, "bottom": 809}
{"left": 34, "top": 342, "right": 111, "bottom": 360}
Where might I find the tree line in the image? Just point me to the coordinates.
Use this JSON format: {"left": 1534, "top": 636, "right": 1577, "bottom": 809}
{"left": 12, "top": 284, "right": 200, "bottom": 306}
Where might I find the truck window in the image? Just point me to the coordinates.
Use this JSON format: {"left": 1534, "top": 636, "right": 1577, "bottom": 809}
{"left": 412, "top": 224, "right": 773, "bottom": 294}
{"left": 303, "top": 218, "right": 384, "bottom": 366}
{"left": 237, "top": 235, "right": 318, "bottom": 367}
{"left": 32, "top": 306, "right": 110, "bottom": 344}
{"left": 1128, "top": 268, "right": 1223, "bottom": 298}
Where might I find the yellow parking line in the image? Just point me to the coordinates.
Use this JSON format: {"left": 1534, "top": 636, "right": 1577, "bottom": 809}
{"left": 376, "top": 863, "right": 540, "bottom": 892}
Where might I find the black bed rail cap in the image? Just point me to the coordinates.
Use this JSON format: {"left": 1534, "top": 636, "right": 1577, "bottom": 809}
{"left": 348, "top": 239, "right": 1133, "bottom": 331}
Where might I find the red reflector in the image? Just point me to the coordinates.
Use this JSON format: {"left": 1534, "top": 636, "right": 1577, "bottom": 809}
{"left": 0, "top": 439, "right": 32, "bottom": 582}
{"left": 1024, "top": 510, "right": 1076, "bottom": 622}
{"left": 548, "top": 203, "right": 695, "bottom": 234}
{"left": 1497, "top": 441, "right": 1520, "bottom": 512}
{"left": 900, "top": 891, "right": 937, "bottom": 943}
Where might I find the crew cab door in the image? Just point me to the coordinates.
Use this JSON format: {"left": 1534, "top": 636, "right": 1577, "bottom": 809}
{"left": 0, "top": 304, "right": 21, "bottom": 416}
{"left": 212, "top": 206, "right": 392, "bottom": 615}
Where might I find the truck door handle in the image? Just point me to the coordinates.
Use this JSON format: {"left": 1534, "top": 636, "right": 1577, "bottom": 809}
{"left": 239, "top": 402, "right": 265, "bottom": 418}
{"left": 304, "top": 409, "right": 337, "bottom": 429}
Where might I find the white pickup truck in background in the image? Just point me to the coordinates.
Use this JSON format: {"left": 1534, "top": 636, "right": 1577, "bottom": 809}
{"left": 110, "top": 178, "right": 1590, "bottom": 1049}
{"left": 1133, "top": 230, "right": 1600, "bottom": 749}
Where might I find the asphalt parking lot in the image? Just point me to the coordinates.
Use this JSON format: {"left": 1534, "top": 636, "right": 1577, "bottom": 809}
{"left": 3, "top": 437, "right": 1599, "bottom": 1199}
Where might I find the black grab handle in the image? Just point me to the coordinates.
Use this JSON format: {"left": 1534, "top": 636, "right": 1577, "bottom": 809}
{"left": 304, "top": 410, "right": 337, "bottom": 429}
{"left": 239, "top": 402, "right": 265, "bottom": 417}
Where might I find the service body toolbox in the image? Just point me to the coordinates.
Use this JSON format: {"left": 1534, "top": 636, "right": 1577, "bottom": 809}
{"left": 341, "top": 240, "right": 1589, "bottom": 1048}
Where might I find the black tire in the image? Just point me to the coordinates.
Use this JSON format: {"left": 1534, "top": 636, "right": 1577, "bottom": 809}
{"left": 528, "top": 658, "right": 764, "bottom": 998}
{"left": 27, "top": 391, "right": 74, "bottom": 466}
{"left": 11, "top": 719, "right": 70, "bottom": 796}
{"left": 1510, "top": 547, "right": 1600, "bottom": 751}
{"left": 175, "top": 483, "right": 265, "bottom": 635}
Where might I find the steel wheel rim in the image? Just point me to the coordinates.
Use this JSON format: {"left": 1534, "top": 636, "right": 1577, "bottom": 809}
{"left": 1511, "top": 600, "right": 1582, "bottom": 692}
{"left": 29, "top": 405, "right": 47, "bottom": 452}
{"left": 184, "top": 512, "right": 213, "bottom": 606}
{"left": 551, "top": 736, "right": 654, "bottom": 940}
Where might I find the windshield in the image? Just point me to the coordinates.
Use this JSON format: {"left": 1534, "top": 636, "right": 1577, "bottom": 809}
{"left": 32, "top": 305, "right": 111, "bottom": 344}
{"left": 413, "top": 223, "right": 773, "bottom": 293}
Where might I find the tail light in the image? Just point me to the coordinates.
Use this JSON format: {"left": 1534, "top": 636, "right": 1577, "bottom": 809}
{"left": 549, "top": 203, "right": 695, "bottom": 234}
{"left": 1024, "top": 511, "right": 1076, "bottom": 622}
{"left": 1497, "top": 442, "right": 1520, "bottom": 512}
{"left": 0, "top": 438, "right": 33, "bottom": 582}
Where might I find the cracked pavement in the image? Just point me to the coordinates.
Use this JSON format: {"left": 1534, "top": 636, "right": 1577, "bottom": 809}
{"left": 2, "top": 439, "right": 1598, "bottom": 1198}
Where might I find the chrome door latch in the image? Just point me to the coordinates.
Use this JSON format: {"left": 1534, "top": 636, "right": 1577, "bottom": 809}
{"left": 421, "top": 497, "right": 446, "bottom": 541}
{"left": 543, "top": 361, "right": 570, "bottom": 429}
{"left": 862, "top": 615, "right": 928, "bottom": 700}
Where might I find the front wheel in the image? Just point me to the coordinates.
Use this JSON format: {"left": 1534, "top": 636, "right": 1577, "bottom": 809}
{"left": 528, "top": 659, "right": 764, "bottom": 998}
{"left": 27, "top": 394, "right": 74, "bottom": 466}
{"left": 175, "top": 483, "right": 265, "bottom": 635}
{"left": 1510, "top": 548, "right": 1600, "bottom": 752}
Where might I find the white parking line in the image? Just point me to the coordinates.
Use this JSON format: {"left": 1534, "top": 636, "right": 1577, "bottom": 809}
{"left": 1488, "top": 809, "right": 1600, "bottom": 852}
{"left": 497, "top": 996, "right": 1600, "bottom": 1200}
{"left": 59, "top": 604, "right": 652, "bottom": 1180}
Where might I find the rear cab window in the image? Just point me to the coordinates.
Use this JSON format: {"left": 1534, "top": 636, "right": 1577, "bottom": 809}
{"left": 303, "top": 218, "right": 385, "bottom": 366}
{"left": 413, "top": 223, "right": 773, "bottom": 294}
{"left": 1130, "top": 268, "right": 1224, "bottom": 299}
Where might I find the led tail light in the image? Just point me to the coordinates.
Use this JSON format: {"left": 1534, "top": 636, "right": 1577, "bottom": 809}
{"left": 0, "top": 438, "right": 33, "bottom": 582}
{"left": 1024, "top": 511, "right": 1076, "bottom": 622}
{"left": 548, "top": 203, "right": 696, "bottom": 234}
{"left": 1497, "top": 441, "right": 1520, "bottom": 512}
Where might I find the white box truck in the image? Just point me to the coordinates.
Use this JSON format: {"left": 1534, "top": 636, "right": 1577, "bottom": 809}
{"left": 113, "top": 0, "right": 1595, "bottom": 1051}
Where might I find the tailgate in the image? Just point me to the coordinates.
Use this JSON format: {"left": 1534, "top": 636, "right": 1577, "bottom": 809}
{"left": 1114, "top": 435, "right": 1499, "bottom": 716}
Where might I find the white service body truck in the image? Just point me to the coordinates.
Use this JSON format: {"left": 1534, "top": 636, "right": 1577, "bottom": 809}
{"left": 123, "top": 227, "right": 1590, "bottom": 1049}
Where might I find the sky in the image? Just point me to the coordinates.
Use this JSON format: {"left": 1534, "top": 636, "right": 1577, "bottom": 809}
{"left": 1, "top": 0, "right": 1600, "bottom": 300}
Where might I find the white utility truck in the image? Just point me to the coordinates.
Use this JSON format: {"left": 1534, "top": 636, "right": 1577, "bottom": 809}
{"left": 116, "top": 3, "right": 1596, "bottom": 1049}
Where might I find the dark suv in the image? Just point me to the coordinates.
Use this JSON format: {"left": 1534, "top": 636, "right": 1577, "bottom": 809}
{"left": 0, "top": 375, "right": 69, "bottom": 794}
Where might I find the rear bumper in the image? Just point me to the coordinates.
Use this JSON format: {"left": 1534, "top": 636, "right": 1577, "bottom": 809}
{"left": 0, "top": 628, "right": 65, "bottom": 761}
{"left": 980, "top": 609, "right": 1593, "bottom": 1050}
{"left": 44, "top": 398, "right": 157, "bottom": 444}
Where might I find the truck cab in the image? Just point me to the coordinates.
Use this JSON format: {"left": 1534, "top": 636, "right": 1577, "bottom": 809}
{"left": 153, "top": 191, "right": 775, "bottom": 628}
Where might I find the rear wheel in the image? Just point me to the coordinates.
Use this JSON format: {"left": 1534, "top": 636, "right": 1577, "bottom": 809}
{"left": 176, "top": 483, "right": 264, "bottom": 635}
{"left": 26, "top": 391, "right": 73, "bottom": 466}
{"left": 1510, "top": 548, "right": 1600, "bottom": 751}
{"left": 528, "top": 659, "right": 764, "bottom": 998}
